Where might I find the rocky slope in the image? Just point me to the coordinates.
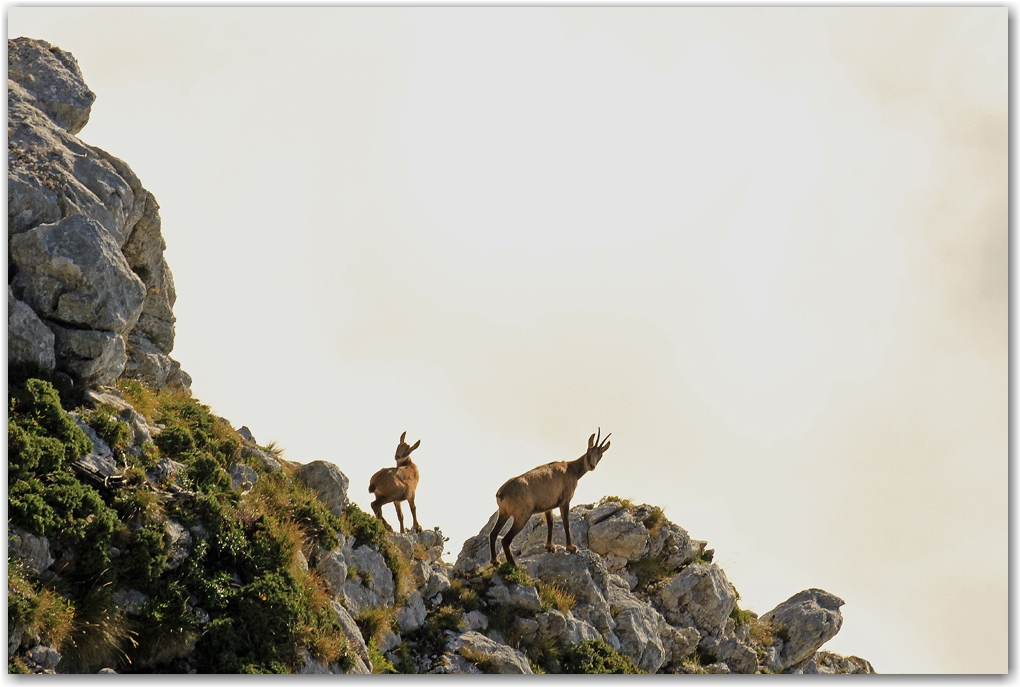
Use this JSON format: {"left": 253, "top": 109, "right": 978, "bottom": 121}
{"left": 6, "top": 37, "right": 874, "bottom": 674}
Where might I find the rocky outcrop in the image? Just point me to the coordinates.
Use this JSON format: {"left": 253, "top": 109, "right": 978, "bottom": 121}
{"left": 296, "top": 460, "right": 350, "bottom": 517}
{"left": 762, "top": 588, "right": 845, "bottom": 671}
{"left": 8, "top": 36, "right": 188, "bottom": 392}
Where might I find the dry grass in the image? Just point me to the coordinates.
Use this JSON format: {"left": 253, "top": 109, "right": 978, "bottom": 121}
{"left": 537, "top": 580, "right": 576, "bottom": 613}
{"left": 58, "top": 579, "right": 138, "bottom": 673}
{"left": 355, "top": 605, "right": 399, "bottom": 648}
{"left": 597, "top": 495, "right": 635, "bottom": 512}
{"left": 460, "top": 647, "right": 500, "bottom": 674}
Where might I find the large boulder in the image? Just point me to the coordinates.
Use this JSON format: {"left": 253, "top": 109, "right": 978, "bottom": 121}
{"left": 8, "top": 37, "right": 190, "bottom": 392}
{"left": 446, "top": 632, "right": 534, "bottom": 674}
{"left": 588, "top": 508, "right": 649, "bottom": 561}
{"left": 8, "top": 286, "right": 55, "bottom": 371}
{"left": 10, "top": 214, "right": 145, "bottom": 334}
{"left": 8, "top": 37, "right": 95, "bottom": 134}
{"left": 8, "top": 527, "right": 54, "bottom": 575}
{"left": 762, "top": 589, "right": 844, "bottom": 671}
{"left": 295, "top": 460, "right": 350, "bottom": 517}
{"left": 605, "top": 578, "right": 667, "bottom": 672}
{"left": 655, "top": 563, "right": 736, "bottom": 636}
{"left": 340, "top": 544, "right": 395, "bottom": 614}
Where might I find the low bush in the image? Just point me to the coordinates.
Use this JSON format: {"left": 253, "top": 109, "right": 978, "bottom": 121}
{"left": 560, "top": 638, "right": 645, "bottom": 674}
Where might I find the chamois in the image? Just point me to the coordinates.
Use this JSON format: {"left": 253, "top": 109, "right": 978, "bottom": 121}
{"left": 368, "top": 432, "right": 423, "bottom": 533}
{"left": 489, "top": 428, "right": 611, "bottom": 567}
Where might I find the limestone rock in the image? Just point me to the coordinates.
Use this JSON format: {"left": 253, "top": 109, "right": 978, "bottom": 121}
{"left": 47, "top": 322, "right": 128, "bottom": 388}
{"left": 8, "top": 527, "right": 54, "bottom": 575}
{"left": 8, "top": 37, "right": 95, "bottom": 134}
{"left": 464, "top": 610, "right": 489, "bottom": 632}
{"left": 11, "top": 214, "right": 145, "bottom": 334}
{"left": 146, "top": 457, "right": 186, "bottom": 486}
{"left": 655, "top": 563, "right": 736, "bottom": 636}
{"left": 341, "top": 544, "right": 395, "bottom": 614}
{"left": 763, "top": 588, "right": 844, "bottom": 670}
{"left": 487, "top": 580, "right": 542, "bottom": 613}
{"left": 25, "top": 644, "right": 61, "bottom": 672}
{"left": 241, "top": 444, "right": 283, "bottom": 472}
{"left": 605, "top": 579, "right": 667, "bottom": 672}
{"left": 331, "top": 601, "right": 371, "bottom": 666}
{"left": 316, "top": 546, "right": 349, "bottom": 598}
{"left": 588, "top": 508, "right": 649, "bottom": 561}
{"left": 164, "top": 520, "right": 192, "bottom": 570}
{"left": 397, "top": 590, "right": 428, "bottom": 633}
{"left": 536, "top": 610, "right": 600, "bottom": 647}
{"left": 447, "top": 632, "right": 534, "bottom": 674}
{"left": 788, "top": 651, "right": 876, "bottom": 674}
{"left": 111, "top": 589, "right": 150, "bottom": 616}
{"left": 228, "top": 464, "right": 258, "bottom": 492}
{"left": 295, "top": 460, "right": 349, "bottom": 517}
{"left": 8, "top": 286, "right": 55, "bottom": 371}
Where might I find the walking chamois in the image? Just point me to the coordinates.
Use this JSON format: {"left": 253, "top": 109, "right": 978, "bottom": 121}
{"left": 369, "top": 432, "right": 423, "bottom": 533}
{"left": 489, "top": 428, "right": 611, "bottom": 566}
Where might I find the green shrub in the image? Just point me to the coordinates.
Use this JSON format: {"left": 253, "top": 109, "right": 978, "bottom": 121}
{"left": 561, "top": 639, "right": 645, "bottom": 674}
{"left": 154, "top": 425, "right": 194, "bottom": 458}
{"left": 497, "top": 562, "right": 533, "bottom": 587}
{"left": 84, "top": 407, "right": 132, "bottom": 453}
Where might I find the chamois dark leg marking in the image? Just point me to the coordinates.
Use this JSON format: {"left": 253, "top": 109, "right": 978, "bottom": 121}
{"left": 372, "top": 498, "right": 392, "bottom": 531}
{"left": 408, "top": 496, "right": 422, "bottom": 533}
{"left": 502, "top": 520, "right": 525, "bottom": 567}
{"left": 394, "top": 501, "right": 405, "bottom": 533}
{"left": 490, "top": 513, "right": 511, "bottom": 564}
{"left": 561, "top": 504, "right": 577, "bottom": 553}
{"left": 545, "top": 511, "right": 555, "bottom": 552}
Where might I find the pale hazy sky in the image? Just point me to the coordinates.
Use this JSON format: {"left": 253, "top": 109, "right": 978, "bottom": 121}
{"left": 8, "top": 7, "right": 1007, "bottom": 673}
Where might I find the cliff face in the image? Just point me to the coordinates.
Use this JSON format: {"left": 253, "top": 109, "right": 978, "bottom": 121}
{"left": 6, "top": 37, "right": 874, "bottom": 675}
{"left": 8, "top": 37, "right": 189, "bottom": 391}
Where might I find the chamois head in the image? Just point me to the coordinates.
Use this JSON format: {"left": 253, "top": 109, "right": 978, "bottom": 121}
{"left": 584, "top": 427, "right": 611, "bottom": 471}
{"left": 394, "top": 431, "right": 421, "bottom": 466}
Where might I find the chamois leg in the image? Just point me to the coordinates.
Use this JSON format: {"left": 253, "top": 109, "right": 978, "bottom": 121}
{"left": 490, "top": 512, "right": 510, "bottom": 565}
{"left": 561, "top": 504, "right": 578, "bottom": 553}
{"left": 502, "top": 519, "right": 526, "bottom": 567}
{"left": 394, "top": 501, "right": 406, "bottom": 534}
{"left": 408, "top": 496, "right": 422, "bottom": 533}
{"left": 544, "top": 511, "right": 556, "bottom": 552}
{"left": 372, "top": 498, "right": 393, "bottom": 531}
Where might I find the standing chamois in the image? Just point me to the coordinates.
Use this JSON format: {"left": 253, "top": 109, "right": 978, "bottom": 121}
{"left": 368, "top": 432, "right": 423, "bottom": 533}
{"left": 489, "top": 428, "right": 611, "bottom": 566}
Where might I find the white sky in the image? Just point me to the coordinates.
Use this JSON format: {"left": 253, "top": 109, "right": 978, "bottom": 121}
{"left": 8, "top": 7, "right": 1007, "bottom": 674}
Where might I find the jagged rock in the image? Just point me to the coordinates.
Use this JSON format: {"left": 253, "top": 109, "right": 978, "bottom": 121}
{"left": 605, "top": 578, "right": 667, "bottom": 672}
{"left": 647, "top": 519, "right": 705, "bottom": 570}
{"left": 47, "top": 323, "right": 128, "bottom": 388}
{"left": 536, "top": 610, "right": 600, "bottom": 647}
{"left": 431, "top": 652, "right": 482, "bottom": 674}
{"left": 464, "top": 610, "right": 489, "bottom": 632}
{"left": 8, "top": 37, "right": 94, "bottom": 134}
{"left": 241, "top": 444, "right": 283, "bottom": 472}
{"left": 655, "top": 563, "right": 736, "bottom": 636}
{"left": 146, "top": 457, "right": 185, "bottom": 485}
{"left": 331, "top": 601, "right": 371, "bottom": 667}
{"left": 9, "top": 624, "right": 25, "bottom": 658}
{"left": 446, "top": 632, "right": 534, "bottom": 674}
{"left": 788, "top": 651, "right": 875, "bottom": 674}
{"left": 423, "top": 567, "right": 451, "bottom": 600}
{"left": 9, "top": 286, "right": 55, "bottom": 371}
{"left": 164, "top": 520, "right": 192, "bottom": 570}
{"left": 455, "top": 511, "right": 499, "bottom": 573}
{"left": 763, "top": 589, "right": 844, "bottom": 670}
{"left": 487, "top": 579, "right": 542, "bottom": 613}
{"left": 237, "top": 426, "right": 256, "bottom": 444}
{"left": 295, "top": 460, "right": 349, "bottom": 517}
{"left": 25, "top": 645, "right": 61, "bottom": 671}
{"left": 297, "top": 647, "right": 369, "bottom": 675}
{"left": 83, "top": 388, "right": 154, "bottom": 445}
{"left": 519, "top": 551, "right": 616, "bottom": 638}
{"left": 397, "top": 590, "right": 428, "bottom": 633}
{"left": 378, "top": 629, "right": 401, "bottom": 654}
{"left": 341, "top": 544, "right": 395, "bottom": 614}
{"left": 588, "top": 508, "right": 649, "bottom": 561}
{"left": 11, "top": 214, "right": 145, "bottom": 334}
{"left": 699, "top": 633, "right": 758, "bottom": 674}
{"left": 705, "top": 662, "right": 730, "bottom": 674}
{"left": 8, "top": 527, "right": 54, "bottom": 575}
{"left": 111, "top": 589, "right": 150, "bottom": 616}
{"left": 316, "top": 545, "right": 349, "bottom": 597}
{"left": 659, "top": 624, "right": 700, "bottom": 666}
{"left": 68, "top": 412, "right": 120, "bottom": 477}
{"left": 228, "top": 464, "right": 258, "bottom": 492}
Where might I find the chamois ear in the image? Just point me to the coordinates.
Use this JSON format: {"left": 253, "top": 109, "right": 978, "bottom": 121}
{"left": 409, "top": 439, "right": 421, "bottom": 452}
{"left": 400, "top": 431, "right": 406, "bottom": 443}
{"left": 601, "top": 440, "right": 610, "bottom": 453}
{"left": 588, "top": 433, "right": 596, "bottom": 448}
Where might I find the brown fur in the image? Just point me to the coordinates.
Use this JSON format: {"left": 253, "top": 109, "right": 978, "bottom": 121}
{"left": 368, "top": 432, "right": 423, "bottom": 533}
{"left": 490, "top": 429, "right": 611, "bottom": 566}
